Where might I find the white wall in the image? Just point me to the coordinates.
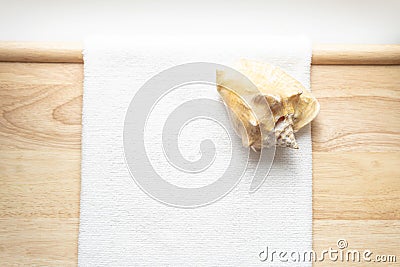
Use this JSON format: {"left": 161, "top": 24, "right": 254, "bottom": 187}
{"left": 1, "top": 0, "right": 399, "bottom": 43}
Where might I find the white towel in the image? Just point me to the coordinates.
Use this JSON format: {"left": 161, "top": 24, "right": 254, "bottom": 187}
{"left": 79, "top": 35, "right": 313, "bottom": 266}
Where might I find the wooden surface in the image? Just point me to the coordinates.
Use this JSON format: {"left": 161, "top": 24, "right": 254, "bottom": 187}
{"left": 1, "top": 42, "right": 400, "bottom": 65}
{"left": 0, "top": 45, "right": 399, "bottom": 266}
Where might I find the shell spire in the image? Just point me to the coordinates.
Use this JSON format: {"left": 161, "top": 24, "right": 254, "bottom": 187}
{"left": 274, "top": 114, "right": 299, "bottom": 149}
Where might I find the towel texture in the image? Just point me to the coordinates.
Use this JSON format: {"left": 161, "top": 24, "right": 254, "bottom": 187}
{"left": 79, "top": 36, "right": 313, "bottom": 266}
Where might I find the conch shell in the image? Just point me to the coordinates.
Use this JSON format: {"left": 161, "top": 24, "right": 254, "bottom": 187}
{"left": 217, "top": 59, "right": 320, "bottom": 149}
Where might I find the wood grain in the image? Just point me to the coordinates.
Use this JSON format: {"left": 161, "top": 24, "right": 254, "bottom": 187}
{"left": 0, "top": 61, "right": 399, "bottom": 265}
{"left": 1, "top": 42, "right": 400, "bottom": 65}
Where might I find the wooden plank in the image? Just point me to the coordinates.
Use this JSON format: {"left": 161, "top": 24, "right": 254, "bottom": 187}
{"left": 311, "top": 65, "right": 400, "bottom": 152}
{"left": 1, "top": 42, "right": 400, "bottom": 65}
{"left": 0, "top": 62, "right": 399, "bottom": 265}
{"left": 313, "top": 152, "right": 400, "bottom": 220}
{"left": 0, "top": 63, "right": 82, "bottom": 150}
{"left": 313, "top": 220, "right": 400, "bottom": 266}
{"left": 0, "top": 218, "right": 78, "bottom": 266}
{"left": 0, "top": 149, "right": 80, "bottom": 218}
{"left": 0, "top": 42, "right": 83, "bottom": 63}
{"left": 312, "top": 44, "right": 400, "bottom": 65}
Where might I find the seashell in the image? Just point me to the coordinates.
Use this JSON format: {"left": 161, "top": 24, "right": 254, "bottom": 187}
{"left": 217, "top": 59, "right": 320, "bottom": 149}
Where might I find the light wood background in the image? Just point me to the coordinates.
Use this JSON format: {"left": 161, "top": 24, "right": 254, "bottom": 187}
{"left": 0, "top": 43, "right": 399, "bottom": 266}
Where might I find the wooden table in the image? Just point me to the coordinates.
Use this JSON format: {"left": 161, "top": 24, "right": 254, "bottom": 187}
{"left": 0, "top": 43, "right": 399, "bottom": 266}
